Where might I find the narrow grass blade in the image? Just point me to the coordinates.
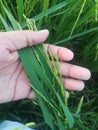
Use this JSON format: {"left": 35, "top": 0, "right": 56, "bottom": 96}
{"left": 54, "top": 27, "right": 98, "bottom": 45}
{"left": 16, "top": 0, "right": 24, "bottom": 23}
{"left": 56, "top": 92, "right": 74, "bottom": 128}
{"left": 76, "top": 96, "right": 84, "bottom": 114}
{"left": 0, "top": 14, "right": 11, "bottom": 31}
{"left": 33, "top": 45, "right": 53, "bottom": 81}
{"left": 0, "top": 0, "right": 6, "bottom": 18}
{"left": 1, "top": 2, "right": 20, "bottom": 30}
{"left": 69, "top": 0, "right": 86, "bottom": 37}
{"left": 54, "top": 111, "right": 66, "bottom": 130}
{"left": 37, "top": 96, "right": 55, "bottom": 130}
{"left": 22, "top": 0, "right": 71, "bottom": 28}
{"left": 31, "top": 46, "right": 53, "bottom": 88}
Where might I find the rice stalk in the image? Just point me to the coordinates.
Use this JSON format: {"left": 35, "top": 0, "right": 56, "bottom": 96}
{"left": 69, "top": 0, "right": 86, "bottom": 37}
{"left": 19, "top": 18, "right": 75, "bottom": 129}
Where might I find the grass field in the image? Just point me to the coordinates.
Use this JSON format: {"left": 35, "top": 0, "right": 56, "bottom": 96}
{"left": 0, "top": 0, "right": 98, "bottom": 130}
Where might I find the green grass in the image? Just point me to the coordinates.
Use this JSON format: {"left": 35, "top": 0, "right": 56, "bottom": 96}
{"left": 0, "top": 0, "right": 98, "bottom": 130}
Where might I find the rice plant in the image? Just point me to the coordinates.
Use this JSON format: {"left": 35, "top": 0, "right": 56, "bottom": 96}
{"left": 0, "top": 0, "right": 98, "bottom": 130}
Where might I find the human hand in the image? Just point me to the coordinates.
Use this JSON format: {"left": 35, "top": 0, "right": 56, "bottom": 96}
{"left": 0, "top": 30, "right": 91, "bottom": 103}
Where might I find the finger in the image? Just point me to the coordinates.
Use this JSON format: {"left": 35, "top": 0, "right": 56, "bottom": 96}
{"left": 44, "top": 44, "right": 74, "bottom": 61}
{"left": 60, "top": 62, "right": 91, "bottom": 80}
{"left": 63, "top": 78, "right": 85, "bottom": 91}
{"left": 0, "top": 30, "right": 49, "bottom": 51}
{"left": 28, "top": 90, "right": 36, "bottom": 99}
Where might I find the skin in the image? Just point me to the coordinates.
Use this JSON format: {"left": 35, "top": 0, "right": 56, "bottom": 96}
{"left": 0, "top": 30, "right": 91, "bottom": 104}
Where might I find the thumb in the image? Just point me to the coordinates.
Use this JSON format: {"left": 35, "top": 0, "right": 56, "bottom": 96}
{"left": 0, "top": 30, "right": 49, "bottom": 51}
